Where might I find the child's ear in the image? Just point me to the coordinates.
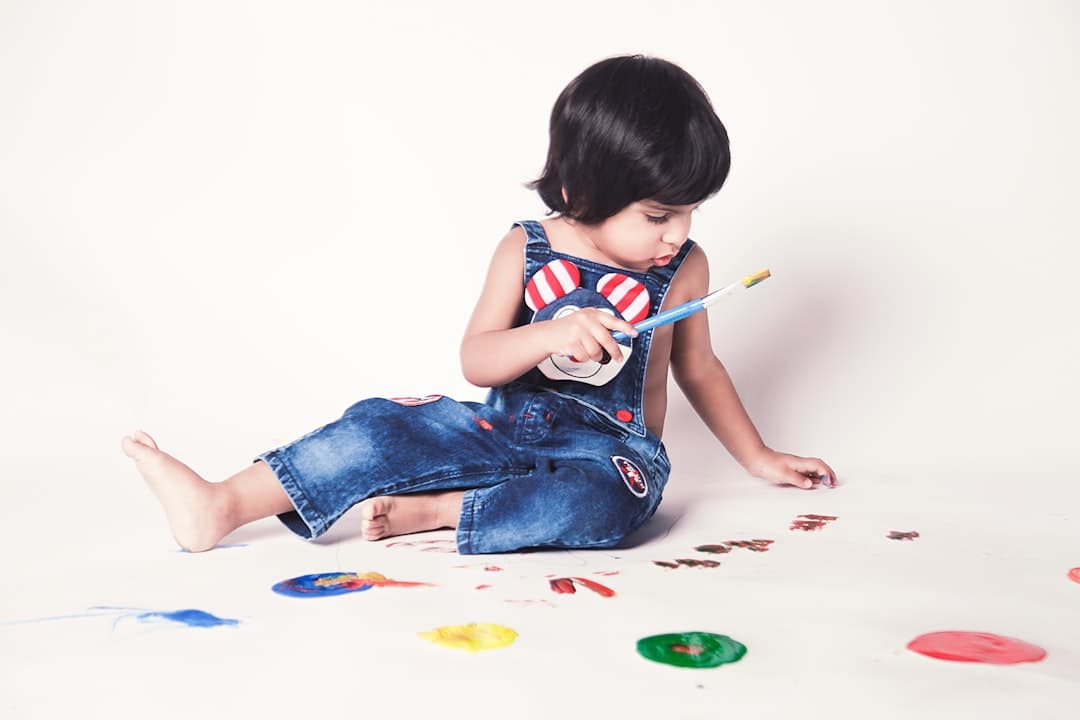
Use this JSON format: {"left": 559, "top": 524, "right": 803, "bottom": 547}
{"left": 597, "top": 273, "right": 650, "bottom": 323}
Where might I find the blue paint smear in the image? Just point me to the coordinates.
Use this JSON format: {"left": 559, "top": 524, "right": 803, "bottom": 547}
{"left": 4, "top": 606, "right": 239, "bottom": 630}
{"left": 135, "top": 609, "right": 240, "bottom": 628}
{"left": 271, "top": 572, "right": 373, "bottom": 598}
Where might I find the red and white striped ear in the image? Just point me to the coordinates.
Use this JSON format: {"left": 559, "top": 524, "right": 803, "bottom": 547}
{"left": 525, "top": 259, "right": 582, "bottom": 312}
{"left": 597, "top": 273, "right": 651, "bottom": 324}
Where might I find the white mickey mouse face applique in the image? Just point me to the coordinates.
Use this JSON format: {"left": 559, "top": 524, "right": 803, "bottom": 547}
{"left": 525, "top": 259, "right": 651, "bottom": 386}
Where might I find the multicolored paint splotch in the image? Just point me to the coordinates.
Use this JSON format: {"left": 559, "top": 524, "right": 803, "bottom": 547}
{"left": 907, "top": 631, "right": 1046, "bottom": 664}
{"left": 271, "top": 571, "right": 432, "bottom": 597}
{"left": 636, "top": 632, "right": 747, "bottom": 669}
{"left": 419, "top": 623, "right": 518, "bottom": 652}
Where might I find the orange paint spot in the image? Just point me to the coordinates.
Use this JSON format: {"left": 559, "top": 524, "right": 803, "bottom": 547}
{"left": 615, "top": 409, "right": 633, "bottom": 423}
{"left": 474, "top": 417, "right": 494, "bottom": 431}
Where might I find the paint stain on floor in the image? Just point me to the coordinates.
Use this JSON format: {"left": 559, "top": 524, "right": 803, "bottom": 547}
{"left": 907, "top": 631, "right": 1046, "bottom": 664}
{"left": 271, "top": 571, "right": 432, "bottom": 597}
{"left": 696, "top": 539, "right": 774, "bottom": 554}
{"left": 1067, "top": 567, "right": 1080, "bottom": 584}
{"left": 547, "top": 577, "right": 616, "bottom": 597}
{"left": 887, "top": 530, "right": 920, "bottom": 541}
{"left": 419, "top": 623, "right": 518, "bottom": 652}
{"left": 636, "top": 632, "right": 747, "bottom": 668}
{"left": 385, "top": 538, "right": 457, "bottom": 553}
{"left": 790, "top": 514, "right": 838, "bottom": 531}
{"left": 654, "top": 558, "right": 722, "bottom": 569}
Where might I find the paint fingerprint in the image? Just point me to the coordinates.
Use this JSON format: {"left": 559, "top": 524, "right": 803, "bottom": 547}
{"left": 907, "top": 631, "right": 1046, "bottom": 664}
{"left": 790, "top": 514, "right": 838, "bottom": 531}
{"left": 637, "top": 632, "right": 747, "bottom": 669}
{"left": 654, "top": 558, "right": 721, "bottom": 569}
{"left": 1067, "top": 567, "right": 1080, "bottom": 584}
{"left": 696, "top": 539, "right": 773, "bottom": 554}
{"left": 548, "top": 577, "right": 616, "bottom": 597}
{"left": 887, "top": 531, "right": 920, "bottom": 541}
{"left": 419, "top": 623, "right": 517, "bottom": 652}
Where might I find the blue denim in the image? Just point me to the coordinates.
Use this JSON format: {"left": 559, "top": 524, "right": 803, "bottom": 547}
{"left": 259, "top": 384, "right": 670, "bottom": 554}
{"left": 257, "top": 220, "right": 696, "bottom": 554}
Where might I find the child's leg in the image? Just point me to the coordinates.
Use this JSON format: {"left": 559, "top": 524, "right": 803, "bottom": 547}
{"left": 358, "top": 492, "right": 465, "bottom": 540}
{"left": 121, "top": 431, "right": 293, "bottom": 552}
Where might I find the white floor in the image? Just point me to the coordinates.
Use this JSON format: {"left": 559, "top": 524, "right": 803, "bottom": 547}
{"left": 3, "top": 412, "right": 1077, "bottom": 720}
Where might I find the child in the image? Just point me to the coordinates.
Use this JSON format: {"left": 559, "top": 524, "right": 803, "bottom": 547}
{"left": 122, "top": 55, "right": 836, "bottom": 554}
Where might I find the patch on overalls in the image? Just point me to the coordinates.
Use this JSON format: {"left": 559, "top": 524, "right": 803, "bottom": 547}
{"left": 612, "top": 455, "right": 647, "bottom": 498}
{"left": 388, "top": 394, "right": 443, "bottom": 407}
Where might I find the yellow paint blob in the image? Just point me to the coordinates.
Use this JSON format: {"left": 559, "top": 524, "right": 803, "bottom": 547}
{"left": 419, "top": 623, "right": 518, "bottom": 652}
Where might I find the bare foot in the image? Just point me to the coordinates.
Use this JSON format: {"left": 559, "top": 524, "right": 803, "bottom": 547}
{"left": 121, "top": 431, "right": 234, "bottom": 552}
{"left": 359, "top": 491, "right": 465, "bottom": 541}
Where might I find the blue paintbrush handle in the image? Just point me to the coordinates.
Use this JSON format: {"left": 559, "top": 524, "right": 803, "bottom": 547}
{"left": 610, "top": 297, "right": 708, "bottom": 344}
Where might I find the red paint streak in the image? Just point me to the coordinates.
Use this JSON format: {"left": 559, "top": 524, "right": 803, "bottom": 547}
{"left": 653, "top": 560, "right": 679, "bottom": 569}
{"left": 907, "top": 631, "right": 1046, "bottom": 664}
{"left": 550, "top": 578, "right": 576, "bottom": 594}
{"left": 571, "top": 577, "right": 616, "bottom": 597}
{"left": 888, "top": 530, "right": 920, "bottom": 541}
{"left": 484, "top": 565, "right": 503, "bottom": 572}
{"left": 671, "top": 643, "right": 705, "bottom": 656}
{"left": 475, "top": 584, "right": 492, "bottom": 590}
{"left": 594, "top": 570, "right": 620, "bottom": 576}
{"left": 1068, "top": 567, "right": 1080, "bottom": 584}
{"left": 545, "top": 411, "right": 553, "bottom": 421}
{"left": 473, "top": 417, "right": 494, "bottom": 431}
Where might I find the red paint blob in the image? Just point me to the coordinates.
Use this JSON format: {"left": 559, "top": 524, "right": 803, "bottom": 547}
{"left": 615, "top": 409, "right": 634, "bottom": 423}
{"left": 1068, "top": 567, "right": 1080, "bottom": 584}
{"left": 907, "top": 631, "right": 1046, "bottom": 664}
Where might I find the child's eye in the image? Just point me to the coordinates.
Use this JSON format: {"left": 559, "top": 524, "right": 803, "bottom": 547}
{"left": 646, "top": 214, "right": 670, "bottom": 224}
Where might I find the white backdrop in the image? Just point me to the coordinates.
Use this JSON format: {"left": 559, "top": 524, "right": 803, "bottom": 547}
{"left": 1, "top": 3, "right": 1078, "bottom": 717}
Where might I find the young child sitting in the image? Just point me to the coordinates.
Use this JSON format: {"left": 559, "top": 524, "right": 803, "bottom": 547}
{"left": 122, "top": 54, "right": 836, "bottom": 554}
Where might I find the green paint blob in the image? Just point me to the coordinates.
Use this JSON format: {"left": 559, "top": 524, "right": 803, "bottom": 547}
{"left": 636, "top": 632, "right": 747, "bottom": 669}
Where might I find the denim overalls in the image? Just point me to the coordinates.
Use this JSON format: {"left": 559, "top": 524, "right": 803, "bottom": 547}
{"left": 258, "top": 220, "right": 696, "bottom": 554}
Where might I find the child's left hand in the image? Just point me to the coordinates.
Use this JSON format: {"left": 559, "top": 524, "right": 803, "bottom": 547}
{"left": 747, "top": 448, "right": 837, "bottom": 490}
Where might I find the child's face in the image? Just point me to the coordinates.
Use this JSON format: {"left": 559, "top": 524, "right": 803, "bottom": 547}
{"left": 588, "top": 200, "right": 698, "bottom": 272}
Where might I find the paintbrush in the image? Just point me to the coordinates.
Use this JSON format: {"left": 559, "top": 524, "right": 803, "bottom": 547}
{"left": 610, "top": 268, "right": 771, "bottom": 344}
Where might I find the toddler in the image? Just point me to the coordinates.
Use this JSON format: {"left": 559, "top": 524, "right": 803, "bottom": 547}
{"left": 123, "top": 55, "right": 836, "bottom": 554}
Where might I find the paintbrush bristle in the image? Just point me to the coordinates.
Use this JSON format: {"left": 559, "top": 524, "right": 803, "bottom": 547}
{"left": 741, "top": 269, "right": 771, "bottom": 288}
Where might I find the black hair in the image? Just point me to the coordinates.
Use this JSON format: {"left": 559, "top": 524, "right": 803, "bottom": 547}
{"left": 528, "top": 55, "right": 730, "bottom": 225}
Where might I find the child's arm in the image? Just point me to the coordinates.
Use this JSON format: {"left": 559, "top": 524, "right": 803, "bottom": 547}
{"left": 670, "top": 248, "right": 836, "bottom": 489}
{"left": 460, "top": 228, "right": 638, "bottom": 388}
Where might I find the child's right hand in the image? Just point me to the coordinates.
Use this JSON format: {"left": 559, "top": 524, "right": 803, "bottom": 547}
{"left": 541, "top": 308, "right": 639, "bottom": 364}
